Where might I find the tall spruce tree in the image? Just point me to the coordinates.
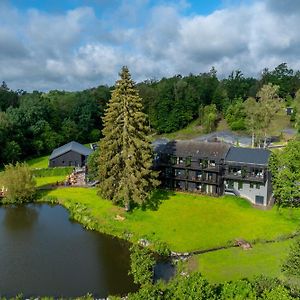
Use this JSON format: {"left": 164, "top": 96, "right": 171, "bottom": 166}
{"left": 98, "top": 66, "right": 159, "bottom": 210}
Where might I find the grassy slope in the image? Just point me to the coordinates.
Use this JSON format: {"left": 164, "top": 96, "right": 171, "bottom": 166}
{"left": 194, "top": 240, "right": 292, "bottom": 283}
{"left": 40, "top": 188, "right": 300, "bottom": 252}
{"left": 155, "top": 109, "right": 292, "bottom": 141}
{"left": 154, "top": 119, "right": 204, "bottom": 140}
{"left": 26, "top": 155, "right": 50, "bottom": 169}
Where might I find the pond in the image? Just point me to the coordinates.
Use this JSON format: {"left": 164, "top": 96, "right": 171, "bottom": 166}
{"left": 0, "top": 204, "right": 138, "bottom": 298}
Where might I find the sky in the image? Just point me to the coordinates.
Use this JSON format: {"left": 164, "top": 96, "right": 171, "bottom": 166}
{"left": 1, "top": 0, "right": 300, "bottom": 91}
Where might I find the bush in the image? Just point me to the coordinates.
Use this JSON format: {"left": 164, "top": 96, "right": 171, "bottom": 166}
{"left": 220, "top": 280, "right": 257, "bottom": 300}
{"left": 282, "top": 238, "right": 300, "bottom": 277}
{"left": 129, "top": 244, "right": 155, "bottom": 286}
{"left": 2, "top": 162, "right": 36, "bottom": 203}
{"left": 166, "top": 272, "right": 215, "bottom": 300}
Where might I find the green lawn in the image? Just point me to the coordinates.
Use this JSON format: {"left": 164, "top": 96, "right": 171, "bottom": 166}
{"left": 195, "top": 240, "right": 292, "bottom": 283}
{"left": 35, "top": 176, "right": 67, "bottom": 187}
{"left": 40, "top": 188, "right": 300, "bottom": 252}
{"left": 26, "top": 155, "right": 50, "bottom": 169}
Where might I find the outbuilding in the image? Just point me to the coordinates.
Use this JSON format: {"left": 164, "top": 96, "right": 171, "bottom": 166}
{"left": 49, "top": 141, "right": 93, "bottom": 168}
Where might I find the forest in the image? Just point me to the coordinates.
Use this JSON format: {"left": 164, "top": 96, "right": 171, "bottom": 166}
{"left": 0, "top": 63, "right": 300, "bottom": 166}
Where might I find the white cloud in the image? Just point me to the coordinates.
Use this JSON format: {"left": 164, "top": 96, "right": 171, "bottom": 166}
{"left": 1, "top": 0, "right": 300, "bottom": 91}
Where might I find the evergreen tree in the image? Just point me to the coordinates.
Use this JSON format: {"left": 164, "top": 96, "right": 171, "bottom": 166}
{"left": 98, "top": 66, "right": 159, "bottom": 210}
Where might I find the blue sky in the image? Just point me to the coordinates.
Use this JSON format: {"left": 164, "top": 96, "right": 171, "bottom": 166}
{"left": 11, "top": 0, "right": 223, "bottom": 16}
{"left": 1, "top": 0, "right": 300, "bottom": 91}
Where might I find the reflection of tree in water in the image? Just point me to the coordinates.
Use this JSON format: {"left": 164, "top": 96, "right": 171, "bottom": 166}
{"left": 3, "top": 205, "right": 38, "bottom": 231}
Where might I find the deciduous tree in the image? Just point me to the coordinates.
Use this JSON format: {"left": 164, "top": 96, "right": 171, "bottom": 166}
{"left": 269, "top": 141, "right": 300, "bottom": 208}
{"left": 2, "top": 162, "right": 36, "bottom": 203}
{"left": 257, "top": 83, "right": 282, "bottom": 147}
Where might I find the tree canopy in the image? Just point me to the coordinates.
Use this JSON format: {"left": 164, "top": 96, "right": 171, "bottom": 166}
{"left": 1, "top": 63, "right": 300, "bottom": 166}
{"left": 269, "top": 141, "right": 300, "bottom": 207}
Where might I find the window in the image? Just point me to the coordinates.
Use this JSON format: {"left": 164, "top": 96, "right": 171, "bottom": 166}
{"left": 196, "top": 171, "right": 202, "bottom": 179}
{"left": 238, "top": 181, "right": 243, "bottom": 190}
{"left": 241, "top": 167, "right": 247, "bottom": 178}
{"left": 185, "top": 156, "right": 192, "bottom": 167}
{"left": 166, "top": 168, "right": 173, "bottom": 176}
{"left": 250, "top": 182, "right": 254, "bottom": 188}
{"left": 184, "top": 169, "right": 188, "bottom": 178}
{"left": 175, "top": 169, "right": 182, "bottom": 176}
{"left": 177, "top": 157, "right": 184, "bottom": 164}
{"left": 207, "top": 173, "right": 213, "bottom": 181}
{"left": 196, "top": 184, "right": 202, "bottom": 190}
{"left": 255, "top": 195, "right": 264, "bottom": 205}
{"left": 209, "top": 160, "right": 216, "bottom": 167}
{"left": 228, "top": 180, "right": 234, "bottom": 189}
{"left": 256, "top": 183, "right": 260, "bottom": 189}
{"left": 170, "top": 155, "right": 177, "bottom": 165}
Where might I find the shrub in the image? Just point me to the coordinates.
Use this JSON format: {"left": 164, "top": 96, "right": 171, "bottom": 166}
{"left": 282, "top": 238, "right": 300, "bottom": 277}
{"left": 2, "top": 162, "right": 36, "bottom": 203}
{"left": 129, "top": 244, "right": 155, "bottom": 286}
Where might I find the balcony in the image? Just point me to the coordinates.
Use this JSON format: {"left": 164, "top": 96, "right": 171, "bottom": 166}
{"left": 188, "top": 176, "right": 219, "bottom": 185}
{"left": 224, "top": 170, "right": 265, "bottom": 183}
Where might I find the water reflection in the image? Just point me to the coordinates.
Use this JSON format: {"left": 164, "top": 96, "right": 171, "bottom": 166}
{"left": 0, "top": 204, "right": 137, "bottom": 298}
{"left": 3, "top": 205, "right": 38, "bottom": 231}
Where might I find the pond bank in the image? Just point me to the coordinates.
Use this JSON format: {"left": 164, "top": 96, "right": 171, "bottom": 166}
{"left": 38, "top": 187, "right": 300, "bottom": 259}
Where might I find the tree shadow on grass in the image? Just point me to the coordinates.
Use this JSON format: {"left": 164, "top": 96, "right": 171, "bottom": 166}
{"left": 142, "top": 189, "right": 174, "bottom": 211}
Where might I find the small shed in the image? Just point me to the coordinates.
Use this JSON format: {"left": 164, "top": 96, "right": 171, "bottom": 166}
{"left": 49, "top": 141, "right": 93, "bottom": 168}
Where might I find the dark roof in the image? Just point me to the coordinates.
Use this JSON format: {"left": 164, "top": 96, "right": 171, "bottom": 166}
{"left": 49, "top": 141, "right": 93, "bottom": 160}
{"left": 156, "top": 140, "right": 231, "bottom": 160}
{"left": 225, "top": 147, "right": 271, "bottom": 166}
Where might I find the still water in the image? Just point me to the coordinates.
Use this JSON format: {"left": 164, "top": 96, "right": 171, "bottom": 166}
{"left": 0, "top": 204, "right": 137, "bottom": 298}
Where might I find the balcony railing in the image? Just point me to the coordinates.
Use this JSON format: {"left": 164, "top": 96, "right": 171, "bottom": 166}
{"left": 224, "top": 171, "right": 265, "bottom": 182}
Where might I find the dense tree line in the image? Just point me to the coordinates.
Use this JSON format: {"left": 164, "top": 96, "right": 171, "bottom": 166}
{"left": 1, "top": 63, "right": 300, "bottom": 166}
{"left": 0, "top": 85, "right": 111, "bottom": 165}
{"left": 138, "top": 63, "right": 300, "bottom": 135}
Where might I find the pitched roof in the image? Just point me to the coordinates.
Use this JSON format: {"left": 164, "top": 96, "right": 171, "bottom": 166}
{"left": 49, "top": 141, "right": 93, "bottom": 160}
{"left": 156, "top": 140, "right": 231, "bottom": 161}
{"left": 225, "top": 147, "right": 271, "bottom": 166}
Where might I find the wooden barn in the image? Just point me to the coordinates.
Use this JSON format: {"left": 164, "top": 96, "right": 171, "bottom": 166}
{"left": 49, "top": 141, "right": 93, "bottom": 168}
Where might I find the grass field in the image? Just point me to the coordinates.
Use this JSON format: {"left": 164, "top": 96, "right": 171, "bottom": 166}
{"left": 35, "top": 176, "right": 67, "bottom": 187}
{"left": 40, "top": 188, "right": 300, "bottom": 252}
{"left": 26, "top": 155, "right": 50, "bottom": 169}
{"left": 193, "top": 240, "right": 293, "bottom": 283}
